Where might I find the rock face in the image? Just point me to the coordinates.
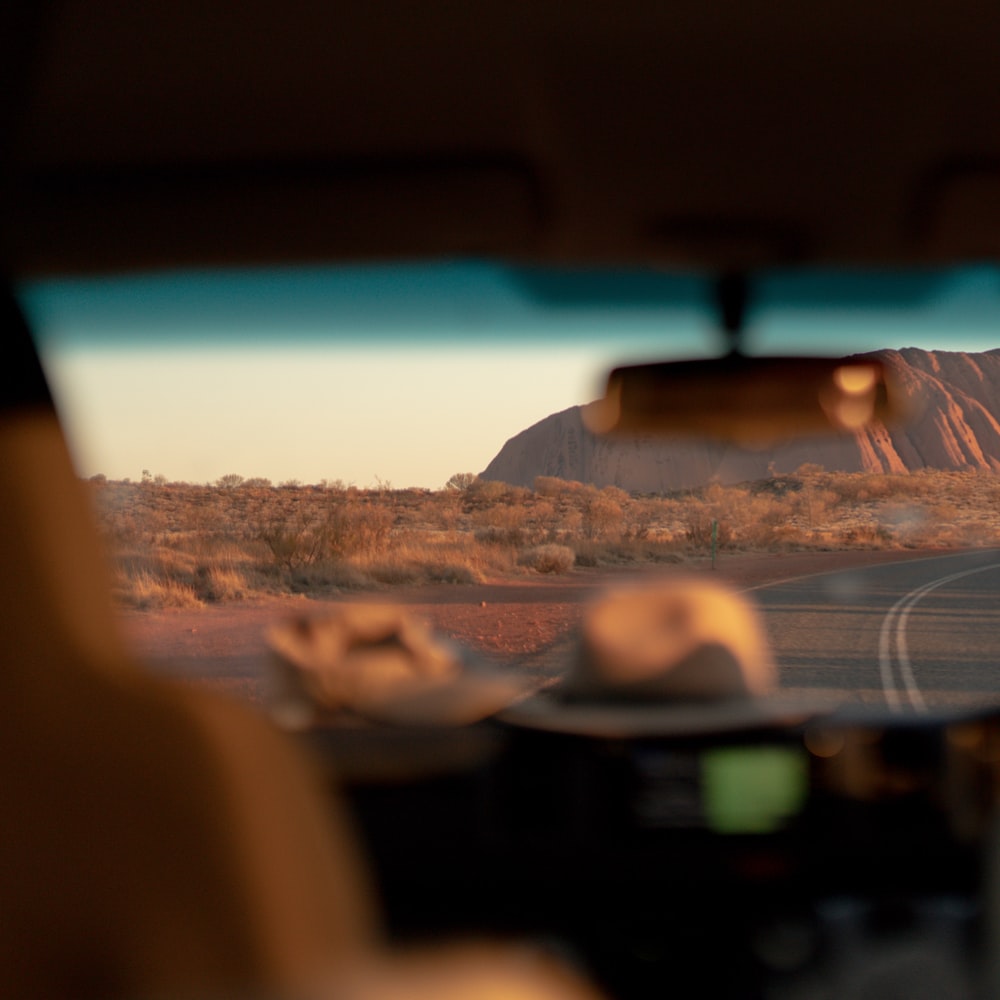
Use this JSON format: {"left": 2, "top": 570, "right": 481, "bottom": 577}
{"left": 480, "top": 349, "right": 1000, "bottom": 491}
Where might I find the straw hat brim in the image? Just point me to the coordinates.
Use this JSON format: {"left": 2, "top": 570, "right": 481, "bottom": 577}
{"left": 357, "top": 670, "right": 535, "bottom": 727}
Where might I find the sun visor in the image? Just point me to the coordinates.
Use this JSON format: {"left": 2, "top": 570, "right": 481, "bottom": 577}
{"left": 7, "top": 158, "right": 543, "bottom": 277}
{"left": 1, "top": 287, "right": 53, "bottom": 413}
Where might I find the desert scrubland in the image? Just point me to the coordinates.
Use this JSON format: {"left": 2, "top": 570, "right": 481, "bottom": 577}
{"left": 90, "top": 468, "right": 1000, "bottom": 610}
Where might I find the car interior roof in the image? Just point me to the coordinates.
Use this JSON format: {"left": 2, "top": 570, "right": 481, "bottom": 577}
{"left": 4, "top": 2, "right": 1000, "bottom": 278}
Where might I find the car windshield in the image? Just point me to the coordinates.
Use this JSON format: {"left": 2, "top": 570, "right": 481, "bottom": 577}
{"left": 17, "top": 261, "right": 1000, "bottom": 715}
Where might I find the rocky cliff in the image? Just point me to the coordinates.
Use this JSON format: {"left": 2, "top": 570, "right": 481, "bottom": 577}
{"left": 480, "top": 349, "right": 1000, "bottom": 491}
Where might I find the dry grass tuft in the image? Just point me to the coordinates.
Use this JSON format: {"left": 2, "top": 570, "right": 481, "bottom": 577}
{"left": 123, "top": 571, "right": 203, "bottom": 610}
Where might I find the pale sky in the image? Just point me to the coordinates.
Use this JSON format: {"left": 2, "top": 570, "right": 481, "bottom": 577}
{"left": 41, "top": 343, "right": 617, "bottom": 488}
{"left": 22, "top": 262, "right": 1000, "bottom": 489}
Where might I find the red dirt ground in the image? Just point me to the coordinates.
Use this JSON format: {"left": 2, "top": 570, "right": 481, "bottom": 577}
{"left": 118, "top": 548, "right": 957, "bottom": 704}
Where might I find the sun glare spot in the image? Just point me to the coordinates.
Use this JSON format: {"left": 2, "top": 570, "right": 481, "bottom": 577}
{"left": 804, "top": 728, "right": 846, "bottom": 759}
{"left": 832, "top": 395, "right": 876, "bottom": 430}
{"left": 833, "top": 364, "right": 879, "bottom": 395}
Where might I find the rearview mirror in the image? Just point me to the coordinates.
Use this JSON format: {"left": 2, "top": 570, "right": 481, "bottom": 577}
{"left": 583, "top": 356, "right": 903, "bottom": 443}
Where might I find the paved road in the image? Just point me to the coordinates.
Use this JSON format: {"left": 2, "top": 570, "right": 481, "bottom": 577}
{"left": 750, "top": 549, "right": 1000, "bottom": 712}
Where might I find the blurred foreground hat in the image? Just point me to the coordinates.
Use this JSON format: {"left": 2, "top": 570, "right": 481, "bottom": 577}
{"left": 503, "top": 577, "right": 829, "bottom": 737}
{"left": 333, "top": 942, "right": 606, "bottom": 1000}
{"left": 266, "top": 604, "right": 531, "bottom": 728}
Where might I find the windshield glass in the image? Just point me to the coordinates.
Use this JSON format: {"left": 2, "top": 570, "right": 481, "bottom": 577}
{"left": 18, "top": 262, "right": 1000, "bottom": 714}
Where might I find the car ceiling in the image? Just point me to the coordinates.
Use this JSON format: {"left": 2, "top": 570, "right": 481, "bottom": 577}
{"left": 3, "top": 2, "right": 1000, "bottom": 277}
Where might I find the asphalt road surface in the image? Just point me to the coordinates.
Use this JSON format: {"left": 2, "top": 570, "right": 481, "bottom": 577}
{"left": 750, "top": 549, "right": 1000, "bottom": 712}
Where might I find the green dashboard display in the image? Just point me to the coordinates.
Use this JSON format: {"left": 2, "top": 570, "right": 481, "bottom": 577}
{"left": 701, "top": 746, "right": 809, "bottom": 834}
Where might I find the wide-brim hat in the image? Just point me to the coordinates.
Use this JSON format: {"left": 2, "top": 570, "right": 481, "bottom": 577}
{"left": 501, "top": 576, "right": 835, "bottom": 738}
{"left": 500, "top": 691, "right": 829, "bottom": 738}
{"left": 266, "top": 603, "right": 533, "bottom": 728}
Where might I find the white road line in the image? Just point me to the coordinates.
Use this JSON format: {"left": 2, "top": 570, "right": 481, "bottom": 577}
{"left": 877, "top": 603, "right": 903, "bottom": 711}
{"left": 877, "top": 562, "right": 1000, "bottom": 712}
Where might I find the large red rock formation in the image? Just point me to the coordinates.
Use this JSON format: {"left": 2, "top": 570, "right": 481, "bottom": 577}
{"left": 481, "top": 349, "right": 1000, "bottom": 491}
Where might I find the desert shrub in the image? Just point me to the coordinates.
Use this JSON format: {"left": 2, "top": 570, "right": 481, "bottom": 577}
{"left": 533, "top": 475, "right": 591, "bottom": 499}
{"left": 533, "top": 476, "right": 566, "bottom": 498}
{"left": 795, "top": 463, "right": 826, "bottom": 476}
{"left": 471, "top": 503, "right": 528, "bottom": 546}
{"left": 852, "top": 474, "right": 896, "bottom": 501}
{"left": 582, "top": 495, "right": 624, "bottom": 540}
{"left": 825, "top": 473, "right": 862, "bottom": 505}
{"left": 750, "top": 476, "right": 802, "bottom": 498}
{"left": 556, "top": 508, "right": 584, "bottom": 537}
{"left": 475, "top": 526, "right": 516, "bottom": 546}
{"left": 288, "top": 561, "right": 373, "bottom": 592}
{"left": 363, "top": 562, "right": 425, "bottom": 586}
{"left": 837, "top": 524, "right": 896, "bottom": 548}
{"left": 622, "top": 505, "right": 654, "bottom": 541}
{"left": 611, "top": 539, "right": 659, "bottom": 563}
{"left": 424, "top": 562, "right": 482, "bottom": 584}
{"left": 572, "top": 541, "right": 600, "bottom": 567}
{"left": 529, "top": 497, "right": 558, "bottom": 531}
{"left": 701, "top": 481, "right": 728, "bottom": 505}
{"left": 324, "top": 500, "right": 393, "bottom": 557}
{"left": 740, "top": 492, "right": 787, "bottom": 525}
{"left": 733, "top": 521, "right": 788, "bottom": 549}
{"left": 573, "top": 540, "right": 629, "bottom": 566}
{"left": 684, "top": 516, "right": 734, "bottom": 549}
{"left": 422, "top": 495, "right": 461, "bottom": 530}
{"left": 464, "top": 478, "right": 511, "bottom": 507}
{"left": 518, "top": 544, "right": 575, "bottom": 574}
{"left": 793, "top": 486, "right": 838, "bottom": 528}
{"left": 255, "top": 508, "right": 325, "bottom": 571}
{"left": 600, "top": 485, "right": 631, "bottom": 504}
{"left": 929, "top": 501, "right": 960, "bottom": 522}
{"left": 318, "top": 478, "right": 348, "bottom": 491}
{"left": 688, "top": 489, "right": 791, "bottom": 550}
{"left": 644, "top": 543, "right": 687, "bottom": 563}
{"left": 445, "top": 472, "right": 479, "bottom": 491}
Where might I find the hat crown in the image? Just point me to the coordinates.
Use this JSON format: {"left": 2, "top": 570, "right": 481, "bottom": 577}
{"left": 563, "top": 579, "right": 776, "bottom": 705}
